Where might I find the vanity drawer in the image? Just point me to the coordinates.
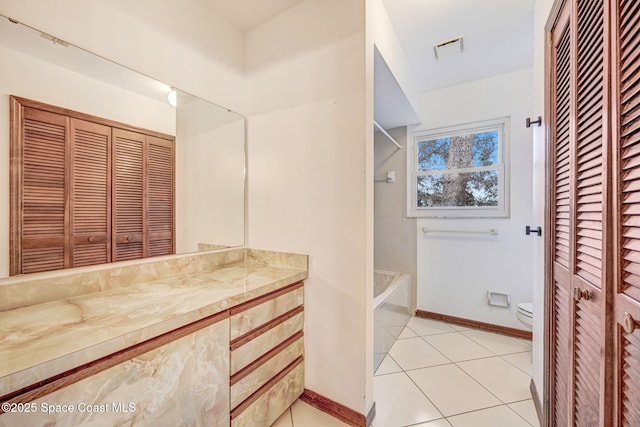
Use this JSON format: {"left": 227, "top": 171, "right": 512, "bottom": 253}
{"left": 230, "top": 310, "right": 303, "bottom": 375}
{"left": 230, "top": 284, "right": 303, "bottom": 340}
{"left": 228, "top": 280, "right": 304, "bottom": 426}
{"left": 230, "top": 335, "right": 304, "bottom": 408}
{"left": 231, "top": 359, "right": 304, "bottom": 427}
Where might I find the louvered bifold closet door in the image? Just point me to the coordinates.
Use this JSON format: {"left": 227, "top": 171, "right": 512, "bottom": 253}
{"left": 571, "top": 0, "right": 611, "bottom": 425}
{"left": 613, "top": 0, "right": 640, "bottom": 424}
{"left": 70, "top": 119, "right": 111, "bottom": 267}
{"left": 550, "top": 3, "right": 573, "bottom": 424}
{"left": 147, "top": 135, "right": 174, "bottom": 257}
{"left": 112, "top": 128, "right": 145, "bottom": 261}
{"left": 13, "top": 107, "right": 69, "bottom": 274}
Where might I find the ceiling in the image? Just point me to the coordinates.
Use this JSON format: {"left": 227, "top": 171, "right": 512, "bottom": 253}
{"left": 211, "top": 0, "right": 305, "bottom": 32}
{"left": 381, "top": 0, "right": 535, "bottom": 92}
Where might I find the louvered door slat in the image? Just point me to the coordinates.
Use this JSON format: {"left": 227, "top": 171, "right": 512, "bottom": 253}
{"left": 571, "top": 1, "right": 607, "bottom": 424}
{"left": 147, "top": 136, "right": 174, "bottom": 257}
{"left": 574, "top": 299, "right": 602, "bottom": 426}
{"left": 18, "top": 107, "right": 68, "bottom": 274}
{"left": 70, "top": 119, "right": 111, "bottom": 267}
{"left": 554, "top": 281, "right": 570, "bottom": 426}
{"left": 619, "top": 0, "right": 640, "bottom": 304}
{"left": 555, "top": 21, "right": 572, "bottom": 269}
{"left": 550, "top": 6, "right": 573, "bottom": 423}
{"left": 113, "top": 128, "right": 144, "bottom": 261}
{"left": 616, "top": 0, "right": 640, "bottom": 424}
{"left": 575, "top": 0, "right": 605, "bottom": 290}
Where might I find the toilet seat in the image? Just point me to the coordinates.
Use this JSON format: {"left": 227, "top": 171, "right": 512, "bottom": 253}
{"left": 516, "top": 302, "right": 533, "bottom": 329}
{"left": 517, "top": 302, "right": 533, "bottom": 318}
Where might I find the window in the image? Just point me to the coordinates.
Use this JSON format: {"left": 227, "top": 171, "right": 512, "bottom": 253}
{"left": 408, "top": 117, "right": 509, "bottom": 217}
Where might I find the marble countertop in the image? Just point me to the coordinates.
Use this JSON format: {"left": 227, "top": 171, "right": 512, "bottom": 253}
{"left": 0, "top": 251, "right": 307, "bottom": 397}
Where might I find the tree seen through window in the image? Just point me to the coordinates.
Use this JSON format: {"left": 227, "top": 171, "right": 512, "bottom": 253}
{"left": 416, "top": 131, "right": 499, "bottom": 207}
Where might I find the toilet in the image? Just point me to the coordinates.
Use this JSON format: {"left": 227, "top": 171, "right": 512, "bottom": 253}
{"left": 517, "top": 302, "right": 533, "bottom": 330}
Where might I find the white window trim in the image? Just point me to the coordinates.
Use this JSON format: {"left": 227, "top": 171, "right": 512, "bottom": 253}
{"left": 407, "top": 117, "right": 510, "bottom": 218}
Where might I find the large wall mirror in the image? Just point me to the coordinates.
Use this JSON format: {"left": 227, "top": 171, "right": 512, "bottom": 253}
{"left": 0, "top": 15, "right": 246, "bottom": 277}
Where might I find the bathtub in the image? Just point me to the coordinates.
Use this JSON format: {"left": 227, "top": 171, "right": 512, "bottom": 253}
{"left": 374, "top": 269, "right": 412, "bottom": 372}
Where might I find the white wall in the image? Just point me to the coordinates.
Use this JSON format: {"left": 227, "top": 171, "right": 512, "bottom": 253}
{"left": 531, "top": 0, "right": 555, "bottom": 406}
{"left": 0, "top": 45, "right": 174, "bottom": 278}
{"left": 369, "top": 0, "right": 421, "bottom": 123}
{"left": 415, "top": 68, "right": 534, "bottom": 330}
{"left": 245, "top": 0, "right": 370, "bottom": 415}
{"left": 175, "top": 93, "right": 245, "bottom": 252}
{"left": 374, "top": 127, "right": 417, "bottom": 309}
{"left": 0, "top": 0, "right": 247, "bottom": 114}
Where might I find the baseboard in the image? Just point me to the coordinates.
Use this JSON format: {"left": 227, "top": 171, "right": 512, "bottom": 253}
{"left": 415, "top": 310, "right": 533, "bottom": 340}
{"left": 300, "top": 389, "right": 367, "bottom": 427}
{"left": 530, "top": 379, "right": 543, "bottom": 426}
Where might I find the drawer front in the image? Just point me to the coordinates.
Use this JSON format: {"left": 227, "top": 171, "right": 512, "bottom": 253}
{"left": 230, "top": 286, "right": 303, "bottom": 340}
{"left": 230, "top": 336, "right": 303, "bottom": 408}
{"left": 0, "top": 318, "right": 230, "bottom": 427}
{"left": 230, "top": 310, "right": 303, "bottom": 375}
{"left": 231, "top": 360, "right": 304, "bottom": 427}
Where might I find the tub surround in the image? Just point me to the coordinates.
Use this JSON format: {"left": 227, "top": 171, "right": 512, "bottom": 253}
{"left": 373, "top": 269, "right": 412, "bottom": 373}
{"left": 0, "top": 248, "right": 308, "bottom": 426}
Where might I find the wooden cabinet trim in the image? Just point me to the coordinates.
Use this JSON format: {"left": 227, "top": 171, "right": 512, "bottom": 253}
{"left": 229, "top": 281, "right": 304, "bottom": 315}
{"left": 229, "top": 356, "right": 303, "bottom": 420}
{"left": 230, "top": 330, "right": 304, "bottom": 386}
{"left": 230, "top": 305, "right": 304, "bottom": 351}
{"left": 0, "top": 309, "right": 228, "bottom": 411}
{"left": 10, "top": 96, "right": 174, "bottom": 141}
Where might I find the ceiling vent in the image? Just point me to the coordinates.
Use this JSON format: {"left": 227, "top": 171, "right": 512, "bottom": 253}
{"left": 433, "top": 35, "right": 464, "bottom": 60}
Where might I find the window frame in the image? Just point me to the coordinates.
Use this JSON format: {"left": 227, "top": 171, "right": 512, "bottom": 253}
{"left": 407, "top": 117, "right": 510, "bottom": 218}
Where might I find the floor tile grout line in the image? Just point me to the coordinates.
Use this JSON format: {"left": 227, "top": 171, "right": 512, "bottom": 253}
{"left": 498, "top": 351, "right": 535, "bottom": 376}
{"left": 505, "top": 402, "right": 536, "bottom": 427}
{"left": 453, "top": 356, "right": 522, "bottom": 405}
{"left": 442, "top": 402, "right": 518, "bottom": 420}
{"left": 420, "top": 359, "right": 507, "bottom": 416}
{"left": 401, "top": 369, "right": 446, "bottom": 422}
{"left": 459, "top": 331, "right": 531, "bottom": 357}
{"left": 506, "top": 399, "right": 533, "bottom": 427}
{"left": 374, "top": 352, "right": 406, "bottom": 377}
{"left": 420, "top": 332, "right": 498, "bottom": 363}
{"left": 401, "top": 416, "right": 450, "bottom": 427}
{"left": 460, "top": 329, "right": 532, "bottom": 350}
{"left": 378, "top": 318, "right": 535, "bottom": 427}
{"left": 398, "top": 338, "right": 509, "bottom": 421}
{"left": 288, "top": 407, "right": 294, "bottom": 427}
{"left": 414, "top": 333, "right": 457, "bottom": 364}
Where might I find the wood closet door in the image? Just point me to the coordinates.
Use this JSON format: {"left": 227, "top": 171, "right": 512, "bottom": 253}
{"left": 550, "top": 5, "right": 572, "bottom": 424}
{"left": 549, "top": 0, "right": 611, "bottom": 425}
{"left": 69, "top": 119, "right": 112, "bottom": 267}
{"left": 12, "top": 106, "right": 69, "bottom": 274}
{"left": 613, "top": 0, "right": 640, "bottom": 424}
{"left": 112, "top": 128, "right": 145, "bottom": 261}
{"left": 112, "top": 129, "right": 174, "bottom": 261}
{"left": 147, "top": 135, "right": 174, "bottom": 257}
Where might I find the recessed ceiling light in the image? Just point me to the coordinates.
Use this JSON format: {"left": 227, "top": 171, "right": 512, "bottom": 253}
{"left": 433, "top": 35, "right": 464, "bottom": 60}
{"left": 167, "top": 89, "right": 177, "bottom": 107}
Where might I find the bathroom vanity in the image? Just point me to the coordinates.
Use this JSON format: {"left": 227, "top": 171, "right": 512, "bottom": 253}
{"left": 0, "top": 248, "right": 307, "bottom": 426}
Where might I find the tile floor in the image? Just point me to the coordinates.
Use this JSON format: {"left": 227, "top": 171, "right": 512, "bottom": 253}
{"left": 374, "top": 317, "right": 540, "bottom": 427}
{"left": 271, "top": 399, "right": 351, "bottom": 427}
{"left": 271, "top": 317, "right": 539, "bottom": 427}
